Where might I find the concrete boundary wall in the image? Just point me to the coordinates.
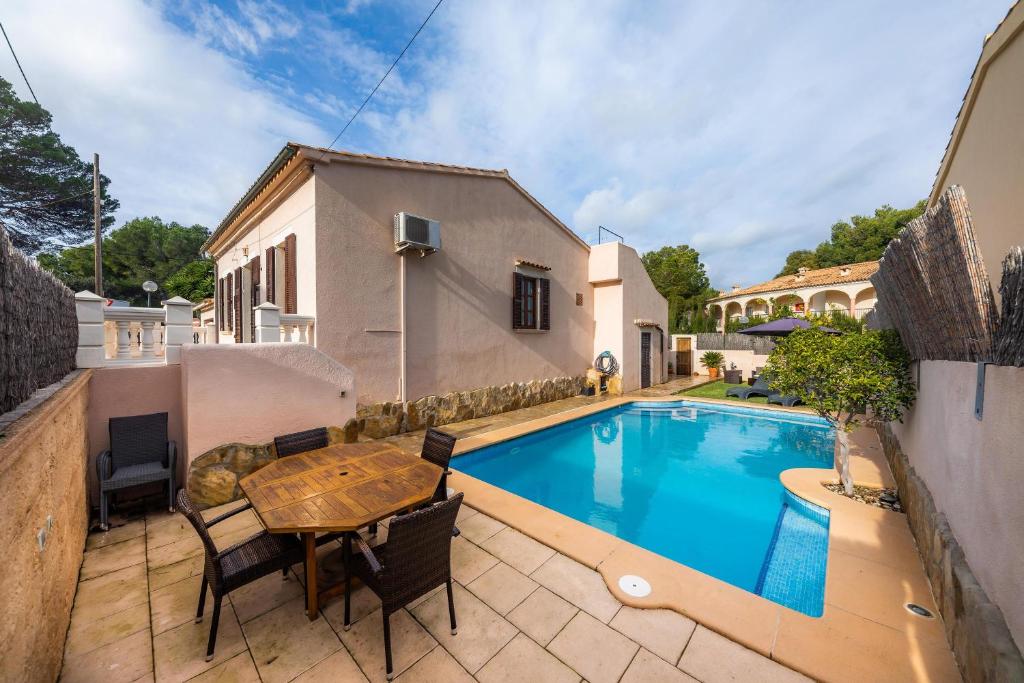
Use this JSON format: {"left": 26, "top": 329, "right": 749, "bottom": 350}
{"left": 0, "top": 370, "right": 92, "bottom": 683}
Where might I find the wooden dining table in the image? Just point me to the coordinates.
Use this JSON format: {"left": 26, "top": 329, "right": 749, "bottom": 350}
{"left": 239, "top": 441, "right": 442, "bottom": 619}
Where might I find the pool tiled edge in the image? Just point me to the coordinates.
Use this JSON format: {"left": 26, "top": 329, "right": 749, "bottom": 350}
{"left": 449, "top": 396, "right": 961, "bottom": 683}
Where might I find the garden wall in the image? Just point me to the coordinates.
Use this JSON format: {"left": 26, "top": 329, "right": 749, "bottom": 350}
{"left": 882, "top": 360, "right": 1024, "bottom": 679}
{"left": 0, "top": 370, "right": 91, "bottom": 683}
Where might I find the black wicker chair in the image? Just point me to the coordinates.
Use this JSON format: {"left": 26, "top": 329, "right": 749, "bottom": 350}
{"left": 96, "top": 412, "right": 176, "bottom": 530}
{"left": 176, "top": 490, "right": 306, "bottom": 661}
{"left": 343, "top": 492, "right": 464, "bottom": 680}
{"left": 274, "top": 426, "right": 329, "bottom": 457}
{"left": 421, "top": 428, "right": 457, "bottom": 503}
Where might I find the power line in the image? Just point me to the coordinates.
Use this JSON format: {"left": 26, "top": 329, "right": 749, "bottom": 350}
{"left": 318, "top": 0, "right": 444, "bottom": 158}
{"left": 19, "top": 190, "right": 93, "bottom": 211}
{"left": 0, "top": 21, "right": 39, "bottom": 105}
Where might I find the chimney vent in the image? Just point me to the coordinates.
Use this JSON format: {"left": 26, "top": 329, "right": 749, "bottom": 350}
{"left": 840, "top": 266, "right": 851, "bottom": 276}
{"left": 731, "top": 283, "right": 741, "bottom": 292}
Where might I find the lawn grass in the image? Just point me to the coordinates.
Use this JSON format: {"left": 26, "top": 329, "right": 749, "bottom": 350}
{"left": 678, "top": 379, "right": 769, "bottom": 404}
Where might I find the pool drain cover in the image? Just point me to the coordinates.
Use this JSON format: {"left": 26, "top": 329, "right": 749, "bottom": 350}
{"left": 905, "top": 603, "right": 934, "bottom": 618}
{"left": 618, "top": 575, "right": 651, "bottom": 598}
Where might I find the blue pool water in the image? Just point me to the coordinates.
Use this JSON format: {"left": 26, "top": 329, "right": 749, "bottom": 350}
{"left": 453, "top": 401, "right": 834, "bottom": 615}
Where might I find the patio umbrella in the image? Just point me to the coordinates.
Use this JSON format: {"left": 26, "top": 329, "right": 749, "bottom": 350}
{"left": 738, "top": 317, "right": 841, "bottom": 336}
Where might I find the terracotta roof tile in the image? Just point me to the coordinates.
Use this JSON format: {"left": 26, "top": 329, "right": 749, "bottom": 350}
{"left": 709, "top": 261, "right": 878, "bottom": 301}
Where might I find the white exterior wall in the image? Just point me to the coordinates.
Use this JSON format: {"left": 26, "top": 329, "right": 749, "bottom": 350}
{"left": 214, "top": 177, "right": 317, "bottom": 343}
{"left": 711, "top": 280, "right": 877, "bottom": 327}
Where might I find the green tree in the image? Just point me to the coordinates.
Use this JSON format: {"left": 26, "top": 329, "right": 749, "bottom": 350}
{"left": 38, "top": 217, "right": 210, "bottom": 305}
{"left": 0, "top": 76, "right": 118, "bottom": 252}
{"left": 641, "top": 244, "right": 718, "bottom": 333}
{"left": 765, "top": 328, "right": 915, "bottom": 495}
{"left": 164, "top": 259, "right": 215, "bottom": 302}
{"left": 777, "top": 201, "right": 926, "bottom": 276}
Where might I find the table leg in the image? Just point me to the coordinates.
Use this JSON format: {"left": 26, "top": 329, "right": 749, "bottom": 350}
{"left": 303, "top": 532, "right": 318, "bottom": 620}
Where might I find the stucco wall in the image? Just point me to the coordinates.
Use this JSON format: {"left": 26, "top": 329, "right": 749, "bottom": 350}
{"left": 180, "top": 343, "right": 356, "bottom": 465}
{"left": 214, "top": 175, "right": 317, "bottom": 342}
{"left": 88, "top": 365, "right": 184, "bottom": 506}
{"left": 0, "top": 371, "right": 91, "bottom": 683}
{"left": 889, "top": 361, "right": 1024, "bottom": 650}
{"left": 930, "top": 4, "right": 1024, "bottom": 298}
{"left": 313, "top": 163, "right": 594, "bottom": 403}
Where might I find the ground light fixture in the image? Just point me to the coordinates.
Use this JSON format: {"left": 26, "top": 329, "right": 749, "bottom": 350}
{"left": 905, "top": 603, "right": 935, "bottom": 618}
{"left": 142, "top": 280, "right": 158, "bottom": 307}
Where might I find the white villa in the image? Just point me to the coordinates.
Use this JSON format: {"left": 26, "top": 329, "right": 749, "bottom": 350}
{"left": 707, "top": 260, "right": 878, "bottom": 330}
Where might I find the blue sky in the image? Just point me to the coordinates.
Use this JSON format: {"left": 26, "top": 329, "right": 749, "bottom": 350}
{"left": 2, "top": 0, "right": 1013, "bottom": 289}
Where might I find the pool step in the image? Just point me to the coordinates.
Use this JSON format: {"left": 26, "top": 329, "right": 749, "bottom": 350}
{"left": 755, "top": 493, "right": 829, "bottom": 617}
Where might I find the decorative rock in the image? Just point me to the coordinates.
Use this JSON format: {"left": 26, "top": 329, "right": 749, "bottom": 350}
{"left": 187, "top": 465, "right": 237, "bottom": 508}
{"left": 337, "top": 420, "right": 359, "bottom": 444}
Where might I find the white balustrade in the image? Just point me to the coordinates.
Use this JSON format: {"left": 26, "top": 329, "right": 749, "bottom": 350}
{"left": 280, "top": 314, "right": 315, "bottom": 345}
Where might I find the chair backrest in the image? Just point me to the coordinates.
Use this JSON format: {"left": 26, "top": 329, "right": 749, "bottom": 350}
{"left": 175, "top": 490, "right": 223, "bottom": 585}
{"left": 109, "top": 412, "right": 168, "bottom": 469}
{"left": 421, "top": 428, "right": 457, "bottom": 470}
{"left": 274, "top": 427, "right": 329, "bottom": 458}
{"left": 383, "top": 492, "right": 463, "bottom": 608}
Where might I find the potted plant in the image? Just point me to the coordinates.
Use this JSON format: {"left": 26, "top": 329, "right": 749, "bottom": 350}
{"left": 700, "top": 351, "right": 724, "bottom": 379}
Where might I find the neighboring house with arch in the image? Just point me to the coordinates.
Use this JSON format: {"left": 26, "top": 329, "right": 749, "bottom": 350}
{"left": 706, "top": 261, "right": 878, "bottom": 330}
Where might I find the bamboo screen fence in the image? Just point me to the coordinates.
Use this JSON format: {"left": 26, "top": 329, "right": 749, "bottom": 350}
{"left": 694, "top": 333, "right": 775, "bottom": 354}
{"left": 871, "top": 185, "right": 1024, "bottom": 365}
{"left": 0, "top": 228, "right": 78, "bottom": 414}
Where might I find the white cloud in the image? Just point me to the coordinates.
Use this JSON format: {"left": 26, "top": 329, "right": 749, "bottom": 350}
{"left": 2, "top": 0, "right": 324, "bottom": 237}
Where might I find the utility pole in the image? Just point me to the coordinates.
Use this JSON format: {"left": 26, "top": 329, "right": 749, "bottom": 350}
{"left": 93, "top": 153, "right": 103, "bottom": 295}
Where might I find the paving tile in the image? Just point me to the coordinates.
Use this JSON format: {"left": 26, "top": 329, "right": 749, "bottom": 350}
{"left": 621, "top": 648, "right": 698, "bottom": 683}
{"left": 406, "top": 585, "right": 444, "bottom": 610}
{"left": 480, "top": 527, "right": 556, "bottom": 575}
{"left": 610, "top": 605, "right": 696, "bottom": 665}
{"left": 530, "top": 553, "right": 621, "bottom": 623}
{"left": 678, "top": 626, "right": 810, "bottom": 683}
{"left": 456, "top": 512, "right": 506, "bottom": 544}
{"left": 242, "top": 597, "right": 342, "bottom": 683}
{"left": 72, "top": 563, "right": 148, "bottom": 622}
{"left": 340, "top": 608, "right": 437, "bottom": 683}
{"left": 60, "top": 627, "right": 152, "bottom": 683}
{"left": 147, "top": 535, "right": 204, "bottom": 570}
{"left": 152, "top": 601, "right": 247, "bottom": 683}
{"left": 130, "top": 673, "right": 155, "bottom": 683}
{"left": 411, "top": 582, "right": 518, "bottom": 674}
{"left": 475, "top": 632, "right": 580, "bottom": 683}
{"left": 457, "top": 504, "right": 479, "bottom": 524}
{"left": 146, "top": 515, "right": 196, "bottom": 551}
{"left": 467, "top": 562, "right": 538, "bottom": 615}
{"left": 449, "top": 536, "right": 499, "bottom": 585}
{"left": 322, "top": 580, "right": 383, "bottom": 631}
{"left": 149, "top": 554, "right": 204, "bottom": 592}
{"left": 547, "top": 611, "right": 639, "bottom": 683}
{"left": 393, "top": 646, "right": 474, "bottom": 683}
{"left": 80, "top": 535, "right": 147, "bottom": 580}
{"left": 188, "top": 652, "right": 261, "bottom": 682}
{"left": 506, "top": 586, "right": 578, "bottom": 646}
{"left": 228, "top": 570, "right": 305, "bottom": 623}
{"left": 86, "top": 519, "right": 146, "bottom": 551}
{"left": 291, "top": 649, "right": 369, "bottom": 682}
{"left": 64, "top": 602, "right": 150, "bottom": 658}
{"left": 151, "top": 574, "right": 212, "bottom": 635}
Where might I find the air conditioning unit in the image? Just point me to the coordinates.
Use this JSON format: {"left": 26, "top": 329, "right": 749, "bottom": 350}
{"left": 394, "top": 212, "right": 441, "bottom": 254}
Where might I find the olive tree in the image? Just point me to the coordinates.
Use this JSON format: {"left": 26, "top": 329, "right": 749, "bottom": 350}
{"left": 765, "top": 328, "right": 915, "bottom": 495}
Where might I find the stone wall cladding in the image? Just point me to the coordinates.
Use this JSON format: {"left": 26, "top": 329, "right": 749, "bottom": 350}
{"left": 355, "top": 376, "right": 587, "bottom": 438}
{"left": 0, "top": 370, "right": 91, "bottom": 683}
{"left": 878, "top": 423, "right": 1024, "bottom": 682}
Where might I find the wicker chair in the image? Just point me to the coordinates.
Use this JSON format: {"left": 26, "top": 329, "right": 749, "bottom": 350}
{"left": 421, "top": 428, "right": 457, "bottom": 503}
{"left": 176, "top": 490, "right": 306, "bottom": 661}
{"left": 274, "top": 426, "right": 329, "bottom": 457}
{"left": 343, "top": 492, "right": 464, "bottom": 680}
{"left": 96, "top": 412, "right": 176, "bottom": 530}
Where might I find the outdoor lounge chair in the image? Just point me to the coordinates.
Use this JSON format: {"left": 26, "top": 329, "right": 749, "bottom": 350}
{"left": 725, "top": 375, "right": 774, "bottom": 400}
{"left": 273, "top": 426, "right": 329, "bottom": 457}
{"left": 96, "top": 412, "right": 176, "bottom": 530}
{"left": 343, "top": 492, "right": 464, "bottom": 681}
{"left": 768, "top": 394, "right": 803, "bottom": 407}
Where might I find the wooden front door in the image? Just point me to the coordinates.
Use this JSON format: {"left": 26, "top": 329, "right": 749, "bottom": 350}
{"left": 641, "top": 332, "right": 652, "bottom": 388}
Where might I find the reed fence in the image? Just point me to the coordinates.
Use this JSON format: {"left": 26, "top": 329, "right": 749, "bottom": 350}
{"left": 0, "top": 228, "right": 78, "bottom": 413}
{"left": 871, "top": 185, "right": 998, "bottom": 362}
{"left": 694, "top": 333, "right": 775, "bottom": 354}
{"left": 993, "top": 247, "right": 1024, "bottom": 367}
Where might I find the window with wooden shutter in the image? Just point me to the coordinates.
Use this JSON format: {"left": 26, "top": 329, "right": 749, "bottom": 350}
{"left": 512, "top": 272, "right": 525, "bottom": 329}
{"left": 265, "top": 246, "right": 276, "bottom": 304}
{"left": 539, "top": 277, "right": 550, "bottom": 330}
{"left": 284, "top": 233, "right": 297, "bottom": 314}
{"left": 233, "top": 266, "right": 242, "bottom": 343}
{"left": 225, "top": 272, "right": 233, "bottom": 330}
{"left": 250, "top": 254, "right": 260, "bottom": 342}
{"left": 218, "top": 276, "right": 225, "bottom": 331}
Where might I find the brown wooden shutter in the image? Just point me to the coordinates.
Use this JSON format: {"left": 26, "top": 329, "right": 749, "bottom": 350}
{"left": 512, "top": 272, "right": 525, "bottom": 329}
{"left": 225, "top": 272, "right": 233, "bottom": 331}
{"left": 284, "top": 233, "right": 297, "bottom": 314}
{"left": 250, "top": 254, "right": 260, "bottom": 342}
{"left": 233, "top": 266, "right": 242, "bottom": 343}
{"left": 265, "top": 246, "right": 276, "bottom": 304}
{"left": 218, "top": 276, "right": 225, "bottom": 331}
{"left": 539, "top": 277, "right": 551, "bottom": 331}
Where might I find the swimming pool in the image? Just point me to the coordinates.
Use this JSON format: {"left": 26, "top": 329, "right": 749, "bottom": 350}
{"left": 452, "top": 400, "right": 834, "bottom": 616}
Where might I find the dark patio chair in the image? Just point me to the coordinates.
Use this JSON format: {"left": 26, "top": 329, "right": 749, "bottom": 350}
{"left": 176, "top": 490, "right": 306, "bottom": 662}
{"left": 96, "top": 412, "right": 176, "bottom": 530}
{"left": 343, "top": 492, "right": 464, "bottom": 681}
{"left": 768, "top": 394, "right": 803, "bottom": 407}
{"left": 725, "top": 375, "right": 774, "bottom": 400}
{"left": 273, "top": 426, "right": 329, "bottom": 457}
{"left": 422, "top": 428, "right": 458, "bottom": 503}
